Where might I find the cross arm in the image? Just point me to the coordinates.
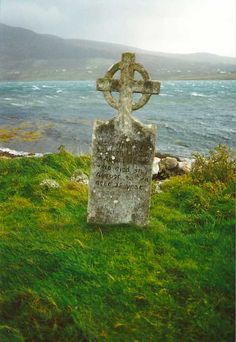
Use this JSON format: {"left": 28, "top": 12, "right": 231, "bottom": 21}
{"left": 132, "top": 80, "right": 161, "bottom": 94}
{"left": 97, "top": 78, "right": 121, "bottom": 92}
{"left": 97, "top": 78, "right": 160, "bottom": 95}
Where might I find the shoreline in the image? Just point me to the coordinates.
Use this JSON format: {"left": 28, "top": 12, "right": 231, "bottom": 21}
{"left": 0, "top": 147, "right": 194, "bottom": 179}
{"left": 0, "top": 146, "right": 193, "bottom": 160}
{"left": 0, "top": 147, "right": 44, "bottom": 158}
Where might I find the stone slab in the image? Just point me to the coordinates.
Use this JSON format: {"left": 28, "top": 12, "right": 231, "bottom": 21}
{"left": 87, "top": 116, "right": 156, "bottom": 225}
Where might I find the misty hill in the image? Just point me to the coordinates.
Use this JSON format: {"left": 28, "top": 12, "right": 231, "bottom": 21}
{"left": 0, "top": 23, "right": 235, "bottom": 81}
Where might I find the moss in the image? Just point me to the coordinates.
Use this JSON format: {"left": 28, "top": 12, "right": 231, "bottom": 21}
{"left": 0, "top": 125, "right": 42, "bottom": 143}
{"left": 0, "top": 128, "right": 18, "bottom": 142}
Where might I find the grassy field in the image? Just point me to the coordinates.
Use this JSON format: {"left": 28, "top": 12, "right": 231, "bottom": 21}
{"left": 0, "top": 146, "right": 235, "bottom": 341}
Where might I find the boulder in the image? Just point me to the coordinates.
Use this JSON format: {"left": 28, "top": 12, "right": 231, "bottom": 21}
{"left": 155, "top": 152, "right": 181, "bottom": 161}
{"left": 153, "top": 179, "right": 171, "bottom": 194}
{"left": 152, "top": 157, "right": 160, "bottom": 176}
{"left": 162, "top": 157, "right": 178, "bottom": 170}
{"left": 178, "top": 158, "right": 194, "bottom": 173}
{"left": 152, "top": 154, "right": 195, "bottom": 181}
{"left": 71, "top": 169, "right": 89, "bottom": 185}
{"left": 156, "top": 157, "right": 179, "bottom": 180}
{"left": 154, "top": 181, "right": 163, "bottom": 194}
{"left": 40, "top": 179, "right": 60, "bottom": 189}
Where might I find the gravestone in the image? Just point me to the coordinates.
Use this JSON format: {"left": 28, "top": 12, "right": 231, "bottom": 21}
{"left": 87, "top": 52, "right": 161, "bottom": 225}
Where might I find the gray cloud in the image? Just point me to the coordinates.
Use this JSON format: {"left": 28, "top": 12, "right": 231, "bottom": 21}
{"left": 0, "top": 0, "right": 235, "bottom": 56}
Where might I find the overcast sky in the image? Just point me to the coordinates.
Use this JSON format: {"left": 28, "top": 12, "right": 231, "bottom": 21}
{"left": 0, "top": 0, "right": 235, "bottom": 57}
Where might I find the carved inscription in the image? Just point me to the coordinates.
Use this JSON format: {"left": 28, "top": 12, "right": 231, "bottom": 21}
{"left": 87, "top": 118, "right": 156, "bottom": 225}
{"left": 94, "top": 139, "right": 152, "bottom": 190}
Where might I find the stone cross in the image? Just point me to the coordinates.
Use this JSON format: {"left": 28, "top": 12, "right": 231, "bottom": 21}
{"left": 87, "top": 52, "right": 161, "bottom": 225}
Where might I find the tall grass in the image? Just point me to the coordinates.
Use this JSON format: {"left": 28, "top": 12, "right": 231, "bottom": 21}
{"left": 0, "top": 146, "right": 235, "bottom": 341}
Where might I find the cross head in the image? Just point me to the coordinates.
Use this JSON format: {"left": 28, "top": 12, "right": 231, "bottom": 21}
{"left": 97, "top": 52, "right": 161, "bottom": 118}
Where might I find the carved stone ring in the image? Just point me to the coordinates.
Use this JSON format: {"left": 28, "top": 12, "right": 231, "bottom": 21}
{"left": 97, "top": 52, "right": 160, "bottom": 113}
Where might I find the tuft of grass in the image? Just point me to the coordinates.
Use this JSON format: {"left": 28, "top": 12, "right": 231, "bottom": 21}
{"left": 0, "top": 146, "right": 235, "bottom": 341}
{"left": 191, "top": 144, "right": 236, "bottom": 186}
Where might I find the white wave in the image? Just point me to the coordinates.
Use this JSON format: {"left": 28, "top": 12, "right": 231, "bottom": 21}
{"left": 11, "top": 102, "right": 25, "bottom": 107}
{"left": 56, "top": 89, "right": 63, "bottom": 93}
{"left": 42, "top": 85, "right": 54, "bottom": 88}
{"left": 191, "top": 92, "right": 206, "bottom": 97}
{"left": 0, "top": 147, "right": 44, "bottom": 157}
{"left": 4, "top": 98, "right": 12, "bottom": 101}
{"left": 32, "top": 85, "right": 40, "bottom": 90}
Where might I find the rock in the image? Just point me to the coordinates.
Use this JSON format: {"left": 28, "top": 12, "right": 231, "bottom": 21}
{"left": 40, "top": 179, "right": 60, "bottom": 189}
{"left": 156, "top": 157, "right": 179, "bottom": 180}
{"left": 178, "top": 158, "right": 194, "bottom": 173}
{"left": 152, "top": 154, "right": 194, "bottom": 181}
{"left": 162, "top": 157, "right": 178, "bottom": 170}
{"left": 71, "top": 170, "right": 89, "bottom": 185}
{"left": 153, "top": 179, "right": 171, "bottom": 194}
{"left": 152, "top": 157, "right": 160, "bottom": 176}
{"left": 154, "top": 181, "right": 163, "bottom": 193}
{"left": 155, "top": 152, "right": 181, "bottom": 161}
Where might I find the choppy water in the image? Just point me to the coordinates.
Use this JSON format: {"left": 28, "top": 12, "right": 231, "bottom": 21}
{"left": 0, "top": 80, "right": 235, "bottom": 157}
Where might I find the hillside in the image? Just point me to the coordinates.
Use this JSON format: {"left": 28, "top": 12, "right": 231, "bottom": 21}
{"left": 0, "top": 23, "right": 235, "bottom": 81}
{"left": 0, "top": 146, "right": 235, "bottom": 341}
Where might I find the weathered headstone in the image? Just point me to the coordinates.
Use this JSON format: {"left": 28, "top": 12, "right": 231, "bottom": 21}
{"left": 87, "top": 52, "right": 161, "bottom": 225}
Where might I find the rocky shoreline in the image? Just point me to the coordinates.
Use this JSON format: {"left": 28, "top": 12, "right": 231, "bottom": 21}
{"left": 0, "top": 147, "right": 194, "bottom": 180}
{"left": 153, "top": 154, "right": 194, "bottom": 180}
{"left": 0, "top": 147, "right": 44, "bottom": 159}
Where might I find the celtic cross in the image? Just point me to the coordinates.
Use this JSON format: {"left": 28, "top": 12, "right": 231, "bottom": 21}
{"left": 97, "top": 52, "right": 160, "bottom": 120}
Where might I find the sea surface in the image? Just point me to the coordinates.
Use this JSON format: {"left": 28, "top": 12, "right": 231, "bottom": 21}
{"left": 0, "top": 80, "right": 235, "bottom": 157}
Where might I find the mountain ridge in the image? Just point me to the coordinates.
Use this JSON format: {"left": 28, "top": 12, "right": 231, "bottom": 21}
{"left": 0, "top": 23, "right": 235, "bottom": 81}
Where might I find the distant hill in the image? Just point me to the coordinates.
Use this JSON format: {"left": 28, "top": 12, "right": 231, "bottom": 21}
{"left": 0, "top": 23, "right": 235, "bottom": 81}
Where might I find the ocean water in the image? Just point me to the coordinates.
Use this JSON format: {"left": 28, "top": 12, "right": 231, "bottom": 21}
{"left": 0, "top": 80, "right": 235, "bottom": 157}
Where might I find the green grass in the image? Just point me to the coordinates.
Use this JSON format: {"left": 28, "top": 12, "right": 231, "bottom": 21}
{"left": 0, "top": 147, "right": 235, "bottom": 341}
